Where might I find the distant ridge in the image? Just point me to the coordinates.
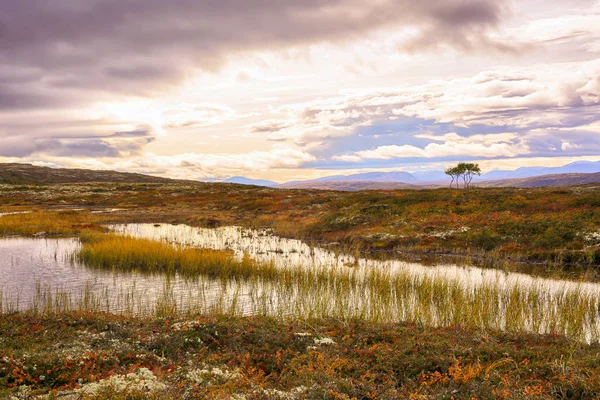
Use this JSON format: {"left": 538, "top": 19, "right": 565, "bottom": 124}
{"left": 479, "top": 160, "right": 600, "bottom": 181}
{"left": 222, "top": 176, "right": 277, "bottom": 187}
{"left": 476, "top": 172, "right": 600, "bottom": 188}
{"left": 277, "top": 180, "right": 419, "bottom": 191}
{"left": 0, "top": 163, "right": 184, "bottom": 184}
{"left": 276, "top": 171, "right": 417, "bottom": 189}
{"left": 311, "top": 171, "right": 417, "bottom": 183}
{"left": 2, "top": 162, "right": 599, "bottom": 189}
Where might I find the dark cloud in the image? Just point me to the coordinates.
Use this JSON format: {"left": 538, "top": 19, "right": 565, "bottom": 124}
{"left": 398, "top": 0, "right": 520, "bottom": 53}
{"left": 0, "top": 83, "right": 73, "bottom": 111}
{"left": 104, "top": 65, "right": 181, "bottom": 82}
{"left": 0, "top": 130, "right": 154, "bottom": 158}
{"left": 0, "top": 0, "right": 512, "bottom": 107}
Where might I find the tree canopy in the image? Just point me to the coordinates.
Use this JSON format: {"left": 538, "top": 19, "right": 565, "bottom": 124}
{"left": 445, "top": 162, "right": 481, "bottom": 188}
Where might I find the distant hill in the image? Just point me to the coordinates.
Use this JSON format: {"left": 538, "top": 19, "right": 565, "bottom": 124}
{"left": 222, "top": 176, "right": 277, "bottom": 187}
{"left": 277, "top": 171, "right": 417, "bottom": 189}
{"left": 277, "top": 180, "right": 419, "bottom": 191}
{"left": 409, "top": 161, "right": 600, "bottom": 183}
{"left": 0, "top": 163, "right": 183, "bottom": 184}
{"left": 477, "top": 172, "right": 600, "bottom": 188}
{"left": 478, "top": 160, "right": 600, "bottom": 181}
{"left": 312, "top": 171, "right": 417, "bottom": 183}
{"left": 227, "top": 161, "right": 600, "bottom": 189}
{"left": 3, "top": 162, "right": 599, "bottom": 189}
{"left": 411, "top": 170, "right": 449, "bottom": 182}
{"left": 279, "top": 172, "right": 600, "bottom": 191}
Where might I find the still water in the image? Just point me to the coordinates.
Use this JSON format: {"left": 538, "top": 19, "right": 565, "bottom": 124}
{"left": 114, "top": 223, "right": 600, "bottom": 297}
{"left": 2, "top": 223, "right": 600, "bottom": 341}
{"left": 0, "top": 237, "right": 233, "bottom": 314}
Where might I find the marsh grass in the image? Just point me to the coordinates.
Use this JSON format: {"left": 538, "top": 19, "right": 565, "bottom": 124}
{"left": 0, "top": 289, "right": 20, "bottom": 314}
{"left": 77, "top": 232, "right": 279, "bottom": 280}
{"left": 0, "top": 210, "right": 105, "bottom": 236}
{"left": 9, "top": 243, "right": 600, "bottom": 342}
{"left": 3, "top": 225, "right": 600, "bottom": 342}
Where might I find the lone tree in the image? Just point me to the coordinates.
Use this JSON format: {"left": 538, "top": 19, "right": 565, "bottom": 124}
{"left": 445, "top": 162, "right": 481, "bottom": 188}
{"left": 444, "top": 165, "right": 461, "bottom": 188}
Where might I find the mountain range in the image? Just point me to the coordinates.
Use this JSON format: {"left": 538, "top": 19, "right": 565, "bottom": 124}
{"left": 476, "top": 172, "right": 600, "bottom": 188}
{"left": 222, "top": 176, "right": 278, "bottom": 187}
{"left": 223, "top": 160, "right": 600, "bottom": 190}
{"left": 1, "top": 161, "right": 599, "bottom": 190}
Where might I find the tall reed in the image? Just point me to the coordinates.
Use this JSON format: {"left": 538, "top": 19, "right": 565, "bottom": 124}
{"left": 5, "top": 230, "right": 600, "bottom": 342}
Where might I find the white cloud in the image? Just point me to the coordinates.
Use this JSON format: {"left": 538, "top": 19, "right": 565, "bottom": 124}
{"left": 333, "top": 132, "right": 530, "bottom": 161}
{"left": 256, "top": 58, "right": 600, "bottom": 160}
{"left": 91, "top": 146, "right": 315, "bottom": 180}
{"left": 2, "top": 1, "right": 600, "bottom": 181}
{"left": 561, "top": 141, "right": 583, "bottom": 151}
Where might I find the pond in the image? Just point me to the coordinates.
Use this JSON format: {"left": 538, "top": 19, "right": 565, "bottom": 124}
{"left": 114, "top": 223, "right": 600, "bottom": 297}
{"left": 2, "top": 223, "right": 600, "bottom": 342}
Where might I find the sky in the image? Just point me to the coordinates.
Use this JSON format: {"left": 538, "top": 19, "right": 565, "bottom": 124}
{"left": 1, "top": 0, "right": 600, "bottom": 182}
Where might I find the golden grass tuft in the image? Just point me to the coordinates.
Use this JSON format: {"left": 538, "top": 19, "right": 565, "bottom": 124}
{"left": 0, "top": 211, "right": 105, "bottom": 236}
{"left": 77, "top": 232, "right": 278, "bottom": 280}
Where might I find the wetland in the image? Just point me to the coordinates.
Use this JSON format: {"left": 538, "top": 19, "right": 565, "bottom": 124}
{"left": 1, "top": 182, "right": 600, "bottom": 399}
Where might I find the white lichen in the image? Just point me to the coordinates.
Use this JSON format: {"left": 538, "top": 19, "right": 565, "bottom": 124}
{"left": 293, "top": 332, "right": 311, "bottom": 337}
{"left": 77, "top": 367, "right": 166, "bottom": 395}
{"left": 583, "top": 231, "right": 600, "bottom": 245}
{"left": 185, "top": 364, "right": 242, "bottom": 386}
{"left": 313, "top": 337, "right": 336, "bottom": 345}
{"left": 171, "top": 320, "right": 204, "bottom": 331}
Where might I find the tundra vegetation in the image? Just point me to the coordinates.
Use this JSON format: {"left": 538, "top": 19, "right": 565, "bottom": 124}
{"left": 1, "top": 182, "right": 598, "bottom": 274}
{"left": 1, "top": 181, "right": 600, "bottom": 398}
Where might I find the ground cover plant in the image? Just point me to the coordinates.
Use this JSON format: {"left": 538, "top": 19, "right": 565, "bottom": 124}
{"left": 1, "top": 182, "right": 599, "bottom": 277}
{"left": 2, "top": 182, "right": 600, "bottom": 398}
{"left": 2, "top": 312, "right": 600, "bottom": 399}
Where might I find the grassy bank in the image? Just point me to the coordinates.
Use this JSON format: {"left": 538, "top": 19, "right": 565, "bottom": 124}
{"left": 0, "top": 210, "right": 106, "bottom": 237}
{"left": 2, "top": 184, "right": 600, "bottom": 399}
{"left": 1, "top": 312, "right": 599, "bottom": 399}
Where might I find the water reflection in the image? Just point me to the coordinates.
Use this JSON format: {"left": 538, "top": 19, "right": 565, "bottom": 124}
{"left": 113, "top": 223, "right": 600, "bottom": 298}
{"left": 1, "top": 224, "right": 600, "bottom": 342}
{"left": 0, "top": 237, "right": 235, "bottom": 315}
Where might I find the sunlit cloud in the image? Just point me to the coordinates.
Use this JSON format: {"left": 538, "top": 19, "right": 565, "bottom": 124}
{"left": 1, "top": 0, "right": 599, "bottom": 181}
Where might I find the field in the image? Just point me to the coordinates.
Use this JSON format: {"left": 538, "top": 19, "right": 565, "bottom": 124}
{"left": 1, "top": 182, "right": 599, "bottom": 275}
{"left": 1, "top": 182, "right": 600, "bottom": 399}
{"left": 2, "top": 312, "right": 600, "bottom": 399}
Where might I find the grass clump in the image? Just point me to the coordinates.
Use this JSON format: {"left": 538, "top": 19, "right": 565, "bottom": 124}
{"left": 0, "top": 211, "right": 105, "bottom": 237}
{"left": 77, "top": 232, "right": 278, "bottom": 280}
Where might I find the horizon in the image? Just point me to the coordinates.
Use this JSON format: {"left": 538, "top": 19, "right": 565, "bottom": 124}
{"left": 6, "top": 158, "right": 600, "bottom": 185}
{"left": 1, "top": 1, "right": 600, "bottom": 182}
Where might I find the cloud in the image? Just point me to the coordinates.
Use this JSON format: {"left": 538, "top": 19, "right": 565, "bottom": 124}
{"left": 333, "top": 132, "right": 530, "bottom": 161}
{"left": 1, "top": 0, "right": 598, "bottom": 180}
{"left": 245, "top": 57, "right": 600, "bottom": 167}
{"left": 0, "top": 83, "right": 75, "bottom": 111}
{"left": 0, "top": 130, "right": 154, "bottom": 158}
{"left": 167, "top": 146, "right": 316, "bottom": 173}
{"left": 0, "top": 0, "right": 514, "bottom": 112}
{"left": 396, "top": 0, "right": 520, "bottom": 54}
{"left": 43, "top": 145, "right": 317, "bottom": 180}
{"left": 257, "top": 58, "right": 600, "bottom": 161}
